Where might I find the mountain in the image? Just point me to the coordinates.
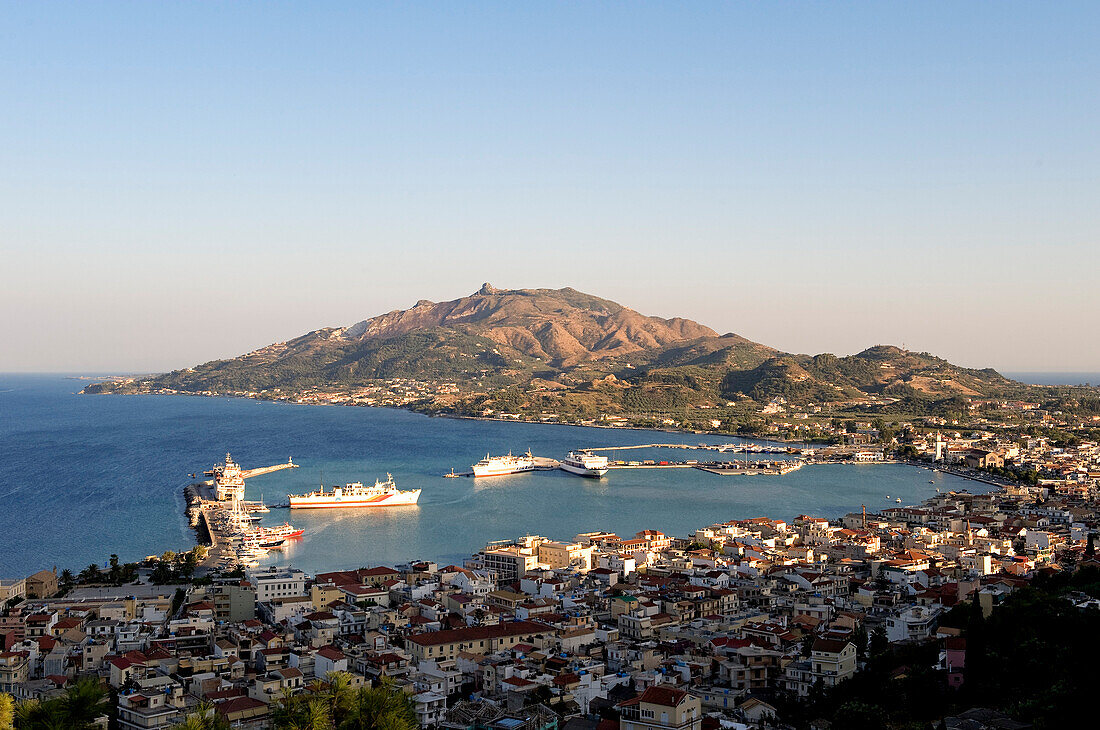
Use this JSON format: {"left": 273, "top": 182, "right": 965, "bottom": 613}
{"left": 84, "top": 284, "right": 1065, "bottom": 424}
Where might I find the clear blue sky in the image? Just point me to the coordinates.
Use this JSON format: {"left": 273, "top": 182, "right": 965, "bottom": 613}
{"left": 2, "top": 2, "right": 1097, "bottom": 372}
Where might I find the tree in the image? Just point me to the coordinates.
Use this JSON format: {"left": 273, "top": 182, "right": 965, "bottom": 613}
{"left": 1087, "top": 532, "right": 1096, "bottom": 557}
{"left": 853, "top": 623, "right": 868, "bottom": 659}
{"left": 77, "top": 564, "right": 100, "bottom": 583}
{"left": 58, "top": 570, "right": 74, "bottom": 589}
{"left": 13, "top": 677, "right": 108, "bottom": 730}
{"left": 869, "top": 625, "right": 888, "bottom": 658}
{"left": 170, "top": 700, "right": 229, "bottom": 730}
{"left": 108, "top": 555, "right": 121, "bottom": 584}
{"left": 338, "top": 682, "right": 417, "bottom": 730}
{"left": 0, "top": 693, "right": 13, "bottom": 730}
{"left": 324, "top": 671, "right": 354, "bottom": 725}
{"left": 59, "top": 676, "right": 109, "bottom": 730}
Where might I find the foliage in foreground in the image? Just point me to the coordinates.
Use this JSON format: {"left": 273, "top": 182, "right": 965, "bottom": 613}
{"left": 774, "top": 567, "right": 1100, "bottom": 729}
{"left": 12, "top": 677, "right": 109, "bottom": 730}
{"left": 267, "top": 673, "right": 418, "bottom": 730}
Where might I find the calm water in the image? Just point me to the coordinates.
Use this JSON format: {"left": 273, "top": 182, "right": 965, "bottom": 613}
{"left": 0, "top": 374, "right": 986, "bottom": 577}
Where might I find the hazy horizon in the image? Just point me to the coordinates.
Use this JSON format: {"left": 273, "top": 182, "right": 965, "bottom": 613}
{"left": 3, "top": 3, "right": 1098, "bottom": 373}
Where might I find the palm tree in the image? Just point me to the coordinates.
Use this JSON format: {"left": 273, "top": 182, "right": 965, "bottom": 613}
{"left": 171, "top": 700, "right": 229, "bottom": 730}
{"left": 338, "top": 682, "right": 417, "bottom": 730}
{"left": 300, "top": 698, "right": 331, "bottom": 730}
{"left": 59, "top": 676, "right": 110, "bottom": 730}
{"left": 0, "top": 693, "right": 13, "bottom": 730}
{"left": 323, "top": 671, "right": 354, "bottom": 725}
{"left": 13, "top": 698, "right": 66, "bottom": 730}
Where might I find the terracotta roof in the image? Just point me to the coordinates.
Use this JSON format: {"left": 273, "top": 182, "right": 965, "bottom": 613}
{"left": 407, "top": 621, "right": 549, "bottom": 647}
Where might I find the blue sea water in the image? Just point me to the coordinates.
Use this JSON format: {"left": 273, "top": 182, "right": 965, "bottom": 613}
{"left": 0, "top": 374, "right": 987, "bottom": 578}
{"left": 1004, "top": 372, "right": 1100, "bottom": 387}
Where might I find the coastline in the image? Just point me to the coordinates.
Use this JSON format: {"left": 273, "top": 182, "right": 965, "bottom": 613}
{"left": 79, "top": 386, "right": 832, "bottom": 448}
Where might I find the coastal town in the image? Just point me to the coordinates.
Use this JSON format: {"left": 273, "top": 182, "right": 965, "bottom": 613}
{"left": 3, "top": 429, "right": 1099, "bottom": 729}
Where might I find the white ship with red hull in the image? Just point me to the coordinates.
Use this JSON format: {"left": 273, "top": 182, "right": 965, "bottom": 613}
{"left": 288, "top": 474, "right": 420, "bottom": 509}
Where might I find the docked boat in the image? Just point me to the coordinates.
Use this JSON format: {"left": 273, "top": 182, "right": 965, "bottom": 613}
{"left": 212, "top": 452, "right": 246, "bottom": 502}
{"left": 560, "top": 450, "right": 609, "bottom": 478}
{"left": 288, "top": 474, "right": 421, "bottom": 509}
{"left": 471, "top": 450, "right": 536, "bottom": 477}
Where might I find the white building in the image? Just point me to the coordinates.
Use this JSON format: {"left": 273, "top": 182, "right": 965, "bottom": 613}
{"left": 247, "top": 567, "right": 308, "bottom": 603}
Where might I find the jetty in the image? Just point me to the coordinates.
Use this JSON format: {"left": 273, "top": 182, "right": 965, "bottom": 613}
{"left": 584, "top": 442, "right": 801, "bottom": 455}
{"left": 201, "top": 457, "right": 298, "bottom": 486}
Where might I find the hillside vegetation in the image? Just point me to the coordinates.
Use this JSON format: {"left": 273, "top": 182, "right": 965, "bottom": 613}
{"left": 84, "top": 284, "right": 1074, "bottom": 424}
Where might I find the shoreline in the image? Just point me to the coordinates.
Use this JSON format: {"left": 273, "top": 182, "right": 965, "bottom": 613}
{"left": 80, "top": 387, "right": 832, "bottom": 448}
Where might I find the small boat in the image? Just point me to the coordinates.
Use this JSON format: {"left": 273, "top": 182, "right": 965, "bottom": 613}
{"left": 928, "top": 480, "right": 935, "bottom": 484}
{"left": 895, "top": 498, "right": 902, "bottom": 503}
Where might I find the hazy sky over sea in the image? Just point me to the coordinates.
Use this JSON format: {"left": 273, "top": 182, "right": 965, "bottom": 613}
{"left": 2, "top": 2, "right": 1097, "bottom": 373}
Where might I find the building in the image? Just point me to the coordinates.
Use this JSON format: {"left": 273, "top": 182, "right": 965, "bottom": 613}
{"left": 0, "top": 579, "right": 26, "bottom": 604}
{"left": 537, "top": 541, "right": 595, "bottom": 571}
{"left": 617, "top": 685, "right": 702, "bottom": 730}
{"left": 24, "top": 569, "right": 58, "bottom": 599}
{"left": 481, "top": 539, "right": 543, "bottom": 583}
{"left": 405, "top": 621, "right": 552, "bottom": 663}
{"left": 247, "top": 567, "right": 308, "bottom": 603}
{"left": 211, "top": 582, "right": 257, "bottom": 622}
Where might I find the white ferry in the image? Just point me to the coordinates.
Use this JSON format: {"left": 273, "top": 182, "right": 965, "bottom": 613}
{"left": 471, "top": 450, "right": 536, "bottom": 477}
{"left": 213, "top": 452, "right": 246, "bottom": 502}
{"left": 560, "top": 451, "right": 609, "bottom": 478}
{"left": 288, "top": 474, "right": 421, "bottom": 509}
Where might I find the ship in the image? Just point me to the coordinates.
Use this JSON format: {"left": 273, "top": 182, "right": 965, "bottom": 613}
{"left": 288, "top": 474, "right": 421, "bottom": 509}
{"left": 471, "top": 450, "right": 536, "bottom": 477}
{"left": 212, "top": 452, "right": 246, "bottom": 502}
{"left": 560, "top": 450, "right": 609, "bottom": 478}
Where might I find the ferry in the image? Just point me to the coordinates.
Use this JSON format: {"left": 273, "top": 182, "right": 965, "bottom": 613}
{"left": 288, "top": 474, "right": 421, "bottom": 509}
{"left": 212, "top": 452, "right": 246, "bottom": 502}
{"left": 560, "top": 450, "right": 609, "bottom": 478}
{"left": 471, "top": 450, "right": 536, "bottom": 477}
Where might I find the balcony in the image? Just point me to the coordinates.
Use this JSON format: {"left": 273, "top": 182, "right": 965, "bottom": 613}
{"left": 619, "top": 708, "right": 698, "bottom": 730}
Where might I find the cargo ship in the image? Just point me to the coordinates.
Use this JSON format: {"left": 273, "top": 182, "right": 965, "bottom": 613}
{"left": 560, "top": 450, "right": 609, "bottom": 478}
{"left": 288, "top": 474, "right": 421, "bottom": 509}
{"left": 471, "top": 450, "right": 536, "bottom": 477}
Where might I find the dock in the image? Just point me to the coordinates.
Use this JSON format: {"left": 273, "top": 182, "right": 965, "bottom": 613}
{"left": 605, "top": 459, "right": 804, "bottom": 475}
{"left": 584, "top": 442, "right": 801, "bottom": 455}
{"left": 241, "top": 459, "right": 299, "bottom": 479}
{"left": 202, "top": 458, "right": 298, "bottom": 486}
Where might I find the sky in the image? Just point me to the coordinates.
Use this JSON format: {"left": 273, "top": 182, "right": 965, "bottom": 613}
{"left": 1, "top": 2, "right": 1097, "bottom": 373}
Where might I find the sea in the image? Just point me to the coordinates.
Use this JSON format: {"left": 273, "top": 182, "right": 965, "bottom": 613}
{"left": 0, "top": 374, "right": 992, "bottom": 578}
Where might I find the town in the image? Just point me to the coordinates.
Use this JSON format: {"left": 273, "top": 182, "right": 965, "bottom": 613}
{"left": 3, "top": 428, "right": 1099, "bottom": 729}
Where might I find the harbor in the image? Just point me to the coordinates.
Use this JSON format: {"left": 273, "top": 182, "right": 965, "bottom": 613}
{"left": 186, "top": 454, "right": 304, "bottom": 570}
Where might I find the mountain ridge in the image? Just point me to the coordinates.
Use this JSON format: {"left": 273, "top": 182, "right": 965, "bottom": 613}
{"left": 84, "top": 284, "right": 1067, "bottom": 425}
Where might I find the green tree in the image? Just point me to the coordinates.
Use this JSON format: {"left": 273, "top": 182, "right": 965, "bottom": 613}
{"left": 13, "top": 677, "right": 108, "bottom": 730}
{"left": 108, "top": 555, "right": 121, "bottom": 584}
{"left": 59, "top": 676, "right": 110, "bottom": 730}
{"left": 0, "top": 693, "right": 13, "bottom": 730}
{"left": 338, "top": 683, "right": 417, "bottom": 730}
{"left": 869, "top": 625, "right": 888, "bottom": 658}
{"left": 323, "top": 671, "right": 354, "bottom": 725}
{"left": 853, "top": 623, "right": 868, "bottom": 659}
{"left": 77, "top": 563, "right": 100, "bottom": 583}
{"left": 170, "top": 700, "right": 229, "bottom": 730}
